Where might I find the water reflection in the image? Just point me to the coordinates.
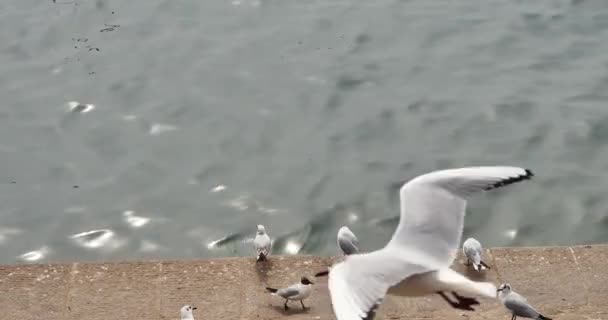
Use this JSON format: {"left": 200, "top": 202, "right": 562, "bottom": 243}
{"left": 122, "top": 210, "right": 150, "bottom": 228}
{"left": 70, "top": 229, "right": 116, "bottom": 249}
{"left": 0, "top": 227, "right": 22, "bottom": 245}
{"left": 18, "top": 246, "right": 50, "bottom": 262}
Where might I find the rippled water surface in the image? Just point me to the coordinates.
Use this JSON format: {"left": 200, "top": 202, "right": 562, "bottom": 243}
{"left": 1, "top": 0, "right": 608, "bottom": 264}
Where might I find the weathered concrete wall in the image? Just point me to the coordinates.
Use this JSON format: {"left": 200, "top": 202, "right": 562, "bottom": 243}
{"left": 0, "top": 245, "right": 606, "bottom": 320}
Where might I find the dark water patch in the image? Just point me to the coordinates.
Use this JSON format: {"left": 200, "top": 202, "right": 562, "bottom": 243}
{"left": 587, "top": 116, "right": 608, "bottom": 144}
{"left": 523, "top": 123, "right": 550, "bottom": 150}
{"left": 336, "top": 74, "right": 367, "bottom": 91}
{"left": 348, "top": 33, "right": 372, "bottom": 54}
{"left": 193, "top": 164, "right": 231, "bottom": 186}
{"left": 324, "top": 92, "right": 342, "bottom": 112}
{"left": 493, "top": 100, "right": 535, "bottom": 120}
{"left": 305, "top": 174, "right": 331, "bottom": 204}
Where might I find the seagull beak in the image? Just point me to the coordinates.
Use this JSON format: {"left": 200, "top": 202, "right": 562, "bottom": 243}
{"left": 192, "top": 307, "right": 198, "bottom": 310}
{"left": 496, "top": 288, "right": 502, "bottom": 292}
{"left": 314, "top": 270, "right": 329, "bottom": 277}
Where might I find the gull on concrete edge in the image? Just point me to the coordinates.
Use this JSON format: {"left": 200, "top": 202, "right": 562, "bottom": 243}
{"left": 498, "top": 283, "right": 552, "bottom": 320}
{"left": 337, "top": 226, "right": 360, "bottom": 255}
{"left": 180, "top": 305, "right": 197, "bottom": 320}
{"left": 254, "top": 224, "right": 271, "bottom": 262}
{"left": 266, "top": 276, "right": 314, "bottom": 310}
{"left": 463, "top": 237, "right": 490, "bottom": 271}
{"left": 314, "top": 166, "right": 534, "bottom": 320}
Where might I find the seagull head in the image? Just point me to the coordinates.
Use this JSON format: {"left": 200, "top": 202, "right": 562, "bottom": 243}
{"left": 338, "top": 226, "right": 351, "bottom": 235}
{"left": 256, "top": 225, "right": 266, "bottom": 235}
{"left": 301, "top": 276, "right": 314, "bottom": 285}
{"left": 496, "top": 283, "right": 512, "bottom": 294}
{"left": 180, "top": 305, "right": 197, "bottom": 319}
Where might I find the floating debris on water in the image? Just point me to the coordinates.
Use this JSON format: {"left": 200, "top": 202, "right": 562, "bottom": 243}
{"left": 100, "top": 24, "right": 120, "bottom": 32}
{"left": 52, "top": 0, "right": 76, "bottom": 4}
{"left": 67, "top": 101, "right": 95, "bottom": 113}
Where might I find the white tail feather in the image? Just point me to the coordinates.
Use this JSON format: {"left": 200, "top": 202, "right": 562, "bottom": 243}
{"left": 436, "top": 268, "right": 497, "bottom": 298}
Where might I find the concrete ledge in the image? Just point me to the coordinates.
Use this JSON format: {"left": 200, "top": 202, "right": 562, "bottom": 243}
{"left": 0, "top": 245, "right": 606, "bottom": 320}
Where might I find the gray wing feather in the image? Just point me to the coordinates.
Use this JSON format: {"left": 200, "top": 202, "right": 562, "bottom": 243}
{"left": 277, "top": 286, "right": 300, "bottom": 298}
{"left": 338, "top": 237, "right": 359, "bottom": 255}
{"left": 504, "top": 294, "right": 539, "bottom": 318}
{"left": 254, "top": 234, "right": 271, "bottom": 256}
{"left": 389, "top": 167, "right": 532, "bottom": 267}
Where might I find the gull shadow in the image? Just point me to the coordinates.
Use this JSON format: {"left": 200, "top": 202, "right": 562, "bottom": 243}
{"left": 255, "top": 259, "right": 274, "bottom": 283}
{"left": 464, "top": 266, "right": 489, "bottom": 281}
{"left": 451, "top": 259, "right": 489, "bottom": 281}
{"left": 268, "top": 304, "right": 311, "bottom": 316}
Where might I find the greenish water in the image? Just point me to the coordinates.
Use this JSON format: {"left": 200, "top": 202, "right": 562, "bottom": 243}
{"left": 0, "top": 0, "right": 607, "bottom": 264}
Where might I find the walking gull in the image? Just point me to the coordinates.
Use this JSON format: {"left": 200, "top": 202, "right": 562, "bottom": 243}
{"left": 463, "top": 237, "right": 490, "bottom": 271}
{"left": 254, "top": 224, "right": 271, "bottom": 262}
{"left": 180, "top": 305, "right": 197, "bottom": 320}
{"left": 266, "top": 276, "right": 314, "bottom": 310}
{"left": 337, "top": 226, "right": 359, "bottom": 255}
{"left": 498, "top": 283, "right": 552, "bottom": 320}
{"left": 314, "top": 166, "right": 533, "bottom": 320}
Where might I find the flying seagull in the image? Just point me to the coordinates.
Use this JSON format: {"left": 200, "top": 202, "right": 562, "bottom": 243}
{"left": 315, "top": 166, "right": 533, "bottom": 320}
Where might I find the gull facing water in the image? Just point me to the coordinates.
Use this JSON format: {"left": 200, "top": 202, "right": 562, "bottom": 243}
{"left": 462, "top": 237, "right": 490, "bottom": 271}
{"left": 337, "top": 226, "right": 359, "bottom": 255}
{"left": 253, "top": 224, "right": 271, "bottom": 262}
{"left": 315, "top": 166, "right": 533, "bottom": 320}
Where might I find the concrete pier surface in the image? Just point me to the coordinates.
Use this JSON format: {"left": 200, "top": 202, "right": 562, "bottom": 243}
{"left": 0, "top": 244, "right": 606, "bottom": 320}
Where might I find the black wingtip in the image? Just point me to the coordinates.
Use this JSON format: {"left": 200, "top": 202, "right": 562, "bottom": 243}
{"left": 257, "top": 252, "right": 267, "bottom": 262}
{"left": 538, "top": 314, "right": 552, "bottom": 320}
{"left": 484, "top": 168, "right": 535, "bottom": 191}
{"left": 314, "top": 270, "right": 329, "bottom": 277}
{"left": 265, "top": 287, "right": 278, "bottom": 293}
{"left": 362, "top": 302, "right": 381, "bottom": 320}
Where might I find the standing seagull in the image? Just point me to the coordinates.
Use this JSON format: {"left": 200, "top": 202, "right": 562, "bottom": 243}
{"left": 497, "top": 283, "right": 552, "bottom": 320}
{"left": 462, "top": 238, "right": 490, "bottom": 271}
{"left": 314, "top": 166, "right": 533, "bottom": 320}
{"left": 266, "top": 276, "right": 314, "bottom": 310}
{"left": 337, "top": 226, "right": 360, "bottom": 255}
{"left": 254, "top": 224, "right": 271, "bottom": 262}
{"left": 180, "top": 305, "right": 197, "bottom": 320}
